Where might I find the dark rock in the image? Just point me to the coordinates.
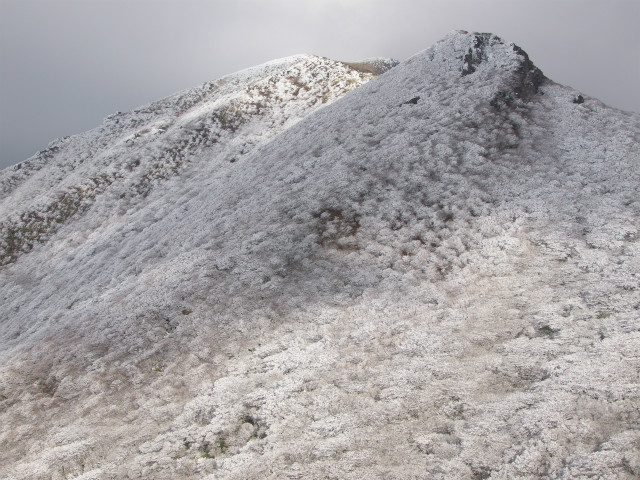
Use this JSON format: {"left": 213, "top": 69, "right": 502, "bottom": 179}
{"left": 490, "top": 91, "right": 514, "bottom": 111}
{"left": 490, "top": 43, "right": 546, "bottom": 111}
{"left": 461, "top": 33, "right": 494, "bottom": 76}
{"left": 511, "top": 45, "right": 546, "bottom": 101}
{"left": 402, "top": 96, "right": 420, "bottom": 105}
{"left": 462, "top": 48, "right": 477, "bottom": 76}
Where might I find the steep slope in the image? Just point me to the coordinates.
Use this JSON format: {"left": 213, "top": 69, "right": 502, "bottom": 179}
{"left": 0, "top": 55, "right": 395, "bottom": 266}
{"left": 1, "top": 32, "right": 639, "bottom": 479}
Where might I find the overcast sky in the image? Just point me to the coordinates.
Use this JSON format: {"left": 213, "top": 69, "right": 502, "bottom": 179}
{"left": 1, "top": 0, "right": 638, "bottom": 170}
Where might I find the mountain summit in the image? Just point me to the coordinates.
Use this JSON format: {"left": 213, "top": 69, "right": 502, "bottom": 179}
{"left": 1, "top": 32, "right": 639, "bottom": 479}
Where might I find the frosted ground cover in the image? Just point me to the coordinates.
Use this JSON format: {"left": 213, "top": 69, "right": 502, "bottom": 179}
{"left": 0, "top": 54, "right": 384, "bottom": 267}
{"left": 0, "top": 32, "right": 639, "bottom": 479}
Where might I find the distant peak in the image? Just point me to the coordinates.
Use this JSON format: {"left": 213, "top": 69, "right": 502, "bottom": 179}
{"left": 340, "top": 58, "right": 400, "bottom": 75}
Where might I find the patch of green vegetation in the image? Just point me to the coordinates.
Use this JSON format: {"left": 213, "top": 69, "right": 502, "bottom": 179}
{"left": 217, "top": 437, "right": 227, "bottom": 454}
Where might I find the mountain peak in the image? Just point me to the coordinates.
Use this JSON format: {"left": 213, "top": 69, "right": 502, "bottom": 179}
{"left": 407, "top": 30, "right": 546, "bottom": 105}
{"left": 1, "top": 33, "right": 639, "bottom": 480}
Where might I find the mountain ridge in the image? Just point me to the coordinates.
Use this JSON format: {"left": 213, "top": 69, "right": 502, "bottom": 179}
{"left": 0, "top": 54, "right": 395, "bottom": 266}
{"left": 1, "top": 31, "right": 639, "bottom": 479}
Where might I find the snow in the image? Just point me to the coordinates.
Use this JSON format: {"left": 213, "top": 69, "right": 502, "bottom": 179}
{"left": 0, "top": 31, "right": 639, "bottom": 479}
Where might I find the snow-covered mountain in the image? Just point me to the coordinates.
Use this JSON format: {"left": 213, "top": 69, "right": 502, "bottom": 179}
{"left": 1, "top": 31, "right": 639, "bottom": 479}
{"left": 0, "top": 55, "right": 397, "bottom": 267}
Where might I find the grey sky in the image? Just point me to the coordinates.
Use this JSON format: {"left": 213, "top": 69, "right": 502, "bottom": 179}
{"left": 1, "top": 0, "right": 638, "bottom": 170}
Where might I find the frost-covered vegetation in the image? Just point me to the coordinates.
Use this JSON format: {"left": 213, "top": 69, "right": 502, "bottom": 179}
{"left": 0, "top": 55, "right": 380, "bottom": 266}
{"left": 0, "top": 32, "right": 639, "bottom": 479}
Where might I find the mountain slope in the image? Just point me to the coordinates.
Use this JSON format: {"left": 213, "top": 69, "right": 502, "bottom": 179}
{"left": 0, "top": 55, "right": 395, "bottom": 266}
{"left": 1, "top": 32, "right": 639, "bottom": 479}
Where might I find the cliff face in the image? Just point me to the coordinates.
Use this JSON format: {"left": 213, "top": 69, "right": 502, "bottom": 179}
{"left": 1, "top": 32, "right": 639, "bottom": 479}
